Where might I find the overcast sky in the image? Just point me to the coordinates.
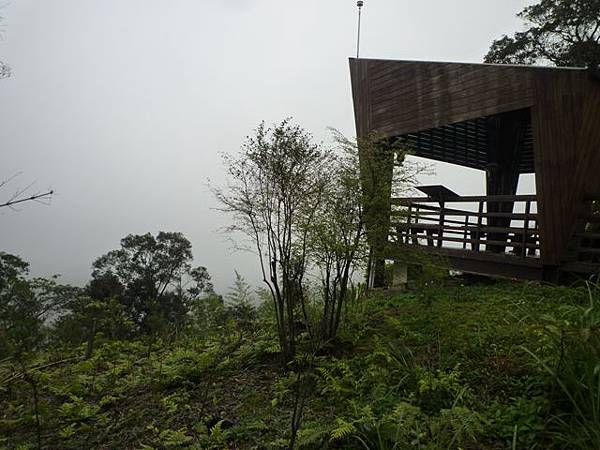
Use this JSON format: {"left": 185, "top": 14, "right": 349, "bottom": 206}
{"left": 1, "top": 0, "right": 535, "bottom": 292}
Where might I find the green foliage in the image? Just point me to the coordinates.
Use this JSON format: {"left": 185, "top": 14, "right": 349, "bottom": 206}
{"left": 1, "top": 279, "right": 600, "bottom": 449}
{"left": 91, "top": 231, "right": 213, "bottom": 334}
{"left": 215, "top": 119, "right": 333, "bottom": 362}
{"left": 225, "top": 271, "right": 258, "bottom": 333}
{"left": 0, "top": 252, "right": 78, "bottom": 358}
{"left": 485, "top": 0, "right": 600, "bottom": 67}
{"left": 156, "top": 347, "right": 215, "bottom": 388}
{"left": 488, "top": 396, "right": 548, "bottom": 447}
{"left": 521, "top": 280, "right": 600, "bottom": 449}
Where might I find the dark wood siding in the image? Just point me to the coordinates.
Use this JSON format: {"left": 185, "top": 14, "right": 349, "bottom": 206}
{"left": 350, "top": 59, "right": 536, "bottom": 137}
{"left": 532, "top": 71, "right": 580, "bottom": 264}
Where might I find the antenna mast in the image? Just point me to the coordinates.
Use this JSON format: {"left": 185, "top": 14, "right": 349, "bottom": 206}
{"left": 356, "top": 1, "right": 364, "bottom": 58}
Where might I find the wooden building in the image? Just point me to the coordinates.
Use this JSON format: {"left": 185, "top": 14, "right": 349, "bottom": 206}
{"left": 349, "top": 57, "right": 600, "bottom": 282}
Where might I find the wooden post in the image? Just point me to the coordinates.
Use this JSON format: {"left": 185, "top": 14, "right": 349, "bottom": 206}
{"left": 485, "top": 111, "right": 526, "bottom": 253}
{"left": 463, "top": 214, "right": 469, "bottom": 250}
{"left": 406, "top": 204, "right": 413, "bottom": 244}
{"left": 476, "top": 200, "right": 484, "bottom": 251}
{"left": 521, "top": 200, "right": 531, "bottom": 258}
{"left": 438, "top": 201, "right": 445, "bottom": 247}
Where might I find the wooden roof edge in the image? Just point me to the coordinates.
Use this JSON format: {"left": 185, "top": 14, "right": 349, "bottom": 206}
{"left": 348, "top": 57, "right": 590, "bottom": 72}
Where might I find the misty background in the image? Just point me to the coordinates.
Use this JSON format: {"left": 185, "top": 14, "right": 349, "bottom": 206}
{"left": 1, "top": 0, "right": 535, "bottom": 292}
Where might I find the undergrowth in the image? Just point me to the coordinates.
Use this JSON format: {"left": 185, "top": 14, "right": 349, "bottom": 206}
{"left": 1, "top": 279, "right": 599, "bottom": 449}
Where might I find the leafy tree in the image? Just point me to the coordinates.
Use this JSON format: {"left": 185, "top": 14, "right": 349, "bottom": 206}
{"left": 51, "top": 272, "right": 131, "bottom": 356}
{"left": 86, "top": 272, "right": 124, "bottom": 302}
{"left": 53, "top": 295, "right": 133, "bottom": 357}
{"left": 0, "top": 62, "right": 9, "bottom": 79}
{"left": 91, "top": 232, "right": 213, "bottom": 334}
{"left": 215, "top": 119, "right": 331, "bottom": 361}
{"left": 0, "top": 6, "right": 10, "bottom": 80}
{"left": 189, "top": 293, "right": 230, "bottom": 338}
{"left": 0, "top": 252, "right": 77, "bottom": 358}
{"left": 0, "top": 253, "right": 36, "bottom": 358}
{"left": 485, "top": 0, "right": 600, "bottom": 67}
{"left": 308, "top": 131, "right": 368, "bottom": 341}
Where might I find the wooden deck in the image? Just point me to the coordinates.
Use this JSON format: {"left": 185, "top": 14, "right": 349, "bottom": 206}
{"left": 387, "top": 244, "right": 544, "bottom": 280}
{"left": 388, "top": 194, "right": 547, "bottom": 279}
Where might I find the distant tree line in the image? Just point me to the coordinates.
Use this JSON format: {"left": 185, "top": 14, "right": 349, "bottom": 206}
{"left": 0, "top": 232, "right": 228, "bottom": 363}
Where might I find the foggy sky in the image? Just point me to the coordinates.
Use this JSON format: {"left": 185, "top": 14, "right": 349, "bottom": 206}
{"left": 1, "top": 0, "right": 535, "bottom": 292}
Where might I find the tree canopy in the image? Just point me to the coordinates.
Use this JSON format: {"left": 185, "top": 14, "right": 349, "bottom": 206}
{"left": 485, "top": 0, "right": 600, "bottom": 67}
{"left": 91, "top": 231, "right": 213, "bottom": 332}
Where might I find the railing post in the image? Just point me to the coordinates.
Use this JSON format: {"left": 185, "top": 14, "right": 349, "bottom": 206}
{"left": 463, "top": 214, "right": 469, "bottom": 250}
{"left": 414, "top": 205, "right": 421, "bottom": 245}
{"left": 476, "top": 200, "right": 484, "bottom": 252}
{"left": 521, "top": 200, "right": 531, "bottom": 258}
{"left": 406, "top": 204, "right": 412, "bottom": 244}
{"left": 437, "top": 201, "right": 445, "bottom": 247}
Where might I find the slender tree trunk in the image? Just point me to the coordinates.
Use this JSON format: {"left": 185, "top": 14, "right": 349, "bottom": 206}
{"left": 85, "top": 319, "right": 96, "bottom": 359}
{"left": 24, "top": 372, "right": 42, "bottom": 450}
{"left": 327, "top": 278, "right": 339, "bottom": 340}
{"left": 321, "top": 264, "right": 332, "bottom": 338}
{"left": 271, "top": 260, "right": 290, "bottom": 361}
{"left": 32, "top": 379, "right": 41, "bottom": 450}
{"left": 285, "top": 283, "right": 296, "bottom": 361}
{"left": 332, "top": 263, "right": 351, "bottom": 339}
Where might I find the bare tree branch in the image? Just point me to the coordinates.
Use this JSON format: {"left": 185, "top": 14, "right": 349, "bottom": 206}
{"left": 0, "top": 174, "right": 54, "bottom": 210}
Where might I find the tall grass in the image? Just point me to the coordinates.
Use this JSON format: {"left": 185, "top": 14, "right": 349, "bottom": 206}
{"left": 524, "top": 279, "right": 600, "bottom": 449}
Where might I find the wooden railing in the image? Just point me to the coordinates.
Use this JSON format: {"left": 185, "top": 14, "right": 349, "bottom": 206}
{"left": 390, "top": 195, "right": 539, "bottom": 258}
{"left": 572, "top": 194, "right": 600, "bottom": 263}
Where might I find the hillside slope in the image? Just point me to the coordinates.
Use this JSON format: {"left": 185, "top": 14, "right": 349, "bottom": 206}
{"left": 2, "top": 281, "right": 599, "bottom": 449}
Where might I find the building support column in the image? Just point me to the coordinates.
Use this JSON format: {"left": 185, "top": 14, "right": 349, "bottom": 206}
{"left": 360, "top": 137, "right": 395, "bottom": 288}
{"left": 485, "top": 110, "right": 527, "bottom": 253}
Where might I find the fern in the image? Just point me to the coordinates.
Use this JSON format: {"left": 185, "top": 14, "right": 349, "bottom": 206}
{"left": 436, "top": 406, "right": 484, "bottom": 447}
{"left": 209, "top": 419, "right": 225, "bottom": 443}
{"left": 297, "top": 426, "right": 327, "bottom": 447}
{"left": 330, "top": 419, "right": 357, "bottom": 441}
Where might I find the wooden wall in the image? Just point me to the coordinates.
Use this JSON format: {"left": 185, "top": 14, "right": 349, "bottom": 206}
{"left": 350, "top": 59, "right": 536, "bottom": 138}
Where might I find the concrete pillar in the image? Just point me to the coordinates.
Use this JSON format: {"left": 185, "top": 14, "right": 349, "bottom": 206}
{"left": 392, "top": 261, "right": 408, "bottom": 289}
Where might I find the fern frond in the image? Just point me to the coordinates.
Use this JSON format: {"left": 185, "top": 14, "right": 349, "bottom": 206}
{"left": 330, "top": 419, "right": 357, "bottom": 441}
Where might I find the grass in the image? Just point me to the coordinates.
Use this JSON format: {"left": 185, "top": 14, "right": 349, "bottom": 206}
{"left": 1, "top": 278, "right": 598, "bottom": 449}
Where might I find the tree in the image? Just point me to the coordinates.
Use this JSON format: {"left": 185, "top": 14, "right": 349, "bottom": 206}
{"left": 0, "top": 61, "right": 9, "bottom": 79}
{"left": 91, "top": 232, "right": 213, "bottom": 334}
{"left": 215, "top": 119, "right": 331, "bottom": 361}
{"left": 189, "top": 293, "right": 230, "bottom": 339}
{"left": 0, "top": 252, "right": 77, "bottom": 358}
{"left": 0, "top": 253, "right": 37, "bottom": 358}
{"left": 484, "top": 0, "right": 600, "bottom": 67}
{"left": 357, "top": 130, "right": 431, "bottom": 288}
{"left": 1, "top": 6, "right": 11, "bottom": 80}
{"left": 308, "top": 131, "right": 368, "bottom": 341}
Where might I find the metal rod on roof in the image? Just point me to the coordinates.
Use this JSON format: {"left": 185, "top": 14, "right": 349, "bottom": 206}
{"left": 356, "top": 1, "right": 364, "bottom": 58}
